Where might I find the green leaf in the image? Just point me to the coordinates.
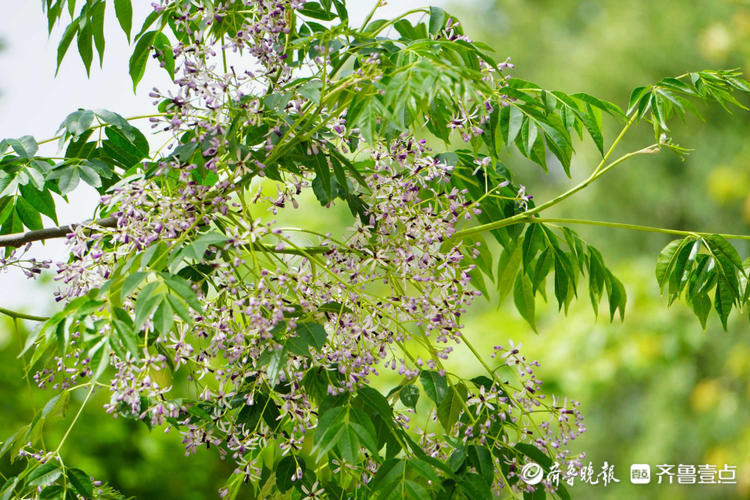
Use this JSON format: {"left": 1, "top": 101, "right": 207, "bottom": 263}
{"left": 704, "top": 234, "right": 743, "bottom": 278}
{"left": 78, "top": 163, "right": 101, "bottom": 187}
{"left": 298, "top": 79, "right": 323, "bottom": 104}
{"left": 369, "top": 457, "right": 438, "bottom": 498}
{"left": 506, "top": 105, "right": 523, "bottom": 144}
{"left": 153, "top": 299, "right": 174, "bottom": 335}
{"left": 114, "top": 0, "right": 133, "bottom": 41}
{"left": 102, "top": 125, "right": 149, "bottom": 167}
{"left": 349, "top": 409, "right": 378, "bottom": 455}
{"left": 688, "top": 254, "right": 716, "bottom": 298}
{"left": 628, "top": 86, "right": 650, "bottom": 115}
{"left": 165, "top": 293, "right": 192, "bottom": 324}
{"left": 135, "top": 9, "right": 161, "bottom": 41}
{"left": 318, "top": 301, "right": 352, "bottom": 315}
{"left": 83, "top": 160, "right": 113, "bottom": 183}
{"left": 369, "top": 459, "right": 406, "bottom": 493}
{"left": 56, "top": 19, "right": 81, "bottom": 72}
{"left": 18, "top": 185, "right": 56, "bottom": 224}
{"left": 571, "top": 92, "right": 625, "bottom": 119}
{"left": 459, "top": 473, "right": 492, "bottom": 499}
{"left": 7, "top": 136, "right": 38, "bottom": 159}
{"left": 437, "top": 384, "right": 466, "bottom": 431}
{"left": 91, "top": 1, "right": 106, "bottom": 65}
{"left": 264, "top": 348, "right": 285, "bottom": 385}
{"left": 0, "top": 198, "right": 14, "bottom": 227}
{"left": 409, "top": 458, "right": 442, "bottom": 485}
{"left": 121, "top": 271, "right": 148, "bottom": 300}
{"left": 419, "top": 370, "right": 448, "bottom": 405}
{"left": 236, "top": 392, "right": 280, "bottom": 431}
{"left": 15, "top": 198, "right": 43, "bottom": 231}
{"left": 692, "top": 293, "right": 712, "bottom": 329}
{"left": 311, "top": 153, "right": 333, "bottom": 203}
{"left": 134, "top": 282, "right": 161, "bottom": 331}
{"left": 588, "top": 248, "right": 606, "bottom": 315}
{"left": 349, "top": 97, "right": 384, "bottom": 145}
{"left": 523, "top": 120, "right": 538, "bottom": 159}
{"left": 466, "top": 445, "right": 494, "bottom": 485}
{"left": 298, "top": 3, "right": 337, "bottom": 20}
{"left": 327, "top": 0, "right": 347, "bottom": 19}
{"left": 129, "top": 31, "right": 158, "bottom": 91}
{"left": 0, "top": 176, "right": 13, "bottom": 199}
{"left": 0, "top": 477, "right": 18, "bottom": 500}
{"left": 714, "top": 275, "right": 734, "bottom": 330}
{"left": 153, "top": 32, "right": 175, "bottom": 80}
{"left": 656, "top": 238, "right": 692, "bottom": 290}
{"left": 0, "top": 205, "right": 23, "bottom": 235}
{"left": 68, "top": 468, "right": 93, "bottom": 498}
{"left": 94, "top": 109, "right": 130, "bottom": 130}
{"left": 286, "top": 322, "right": 327, "bottom": 357}
{"left": 553, "top": 251, "right": 572, "bottom": 311}
{"left": 113, "top": 317, "right": 139, "bottom": 358}
{"left": 394, "top": 19, "right": 421, "bottom": 41}
{"left": 314, "top": 406, "right": 346, "bottom": 458}
{"left": 355, "top": 386, "right": 394, "bottom": 420}
{"left": 0, "top": 428, "right": 23, "bottom": 461}
{"left": 164, "top": 275, "right": 202, "bottom": 312}
{"left": 276, "top": 455, "right": 303, "bottom": 492}
{"left": 497, "top": 241, "right": 522, "bottom": 305}
{"left": 522, "top": 224, "right": 542, "bottom": 270}
{"left": 513, "top": 273, "right": 536, "bottom": 331}
{"left": 57, "top": 167, "right": 81, "bottom": 195}
{"left": 40, "top": 393, "right": 63, "bottom": 419}
{"left": 179, "top": 232, "right": 228, "bottom": 262}
{"left": 77, "top": 20, "right": 93, "bottom": 75}
{"left": 27, "top": 462, "right": 62, "bottom": 487}
{"left": 579, "top": 103, "right": 604, "bottom": 154}
{"left": 337, "top": 425, "right": 361, "bottom": 463}
{"left": 515, "top": 442, "right": 553, "bottom": 469}
{"left": 90, "top": 339, "right": 111, "bottom": 381}
{"left": 428, "top": 7, "right": 447, "bottom": 35}
{"left": 667, "top": 240, "right": 699, "bottom": 304}
{"left": 605, "top": 271, "right": 627, "bottom": 321}
{"left": 399, "top": 385, "right": 419, "bottom": 409}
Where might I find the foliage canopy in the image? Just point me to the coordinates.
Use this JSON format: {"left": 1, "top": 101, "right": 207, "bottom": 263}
{"left": 0, "top": 0, "right": 749, "bottom": 498}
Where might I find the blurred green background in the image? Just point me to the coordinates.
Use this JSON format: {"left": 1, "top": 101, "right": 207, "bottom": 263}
{"left": 3, "top": 0, "right": 750, "bottom": 498}
{"left": 448, "top": 0, "right": 750, "bottom": 499}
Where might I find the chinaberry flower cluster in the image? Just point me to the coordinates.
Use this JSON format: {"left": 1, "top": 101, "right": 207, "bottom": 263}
{"left": 0, "top": 243, "right": 51, "bottom": 279}
{"left": 29, "top": 0, "right": 583, "bottom": 496}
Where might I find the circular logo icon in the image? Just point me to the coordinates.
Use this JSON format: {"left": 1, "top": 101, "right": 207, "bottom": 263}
{"left": 521, "top": 462, "right": 544, "bottom": 485}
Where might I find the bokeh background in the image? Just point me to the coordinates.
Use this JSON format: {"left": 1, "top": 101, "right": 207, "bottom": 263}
{"left": 2, "top": 1, "right": 750, "bottom": 498}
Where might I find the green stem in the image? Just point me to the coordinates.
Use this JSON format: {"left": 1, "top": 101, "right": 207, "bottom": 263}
{"left": 455, "top": 215, "right": 750, "bottom": 242}
{"left": 534, "top": 217, "right": 750, "bottom": 240}
{"left": 590, "top": 114, "right": 639, "bottom": 175}
{"left": 36, "top": 113, "right": 168, "bottom": 146}
{"left": 0, "top": 306, "right": 49, "bottom": 322}
{"left": 359, "top": 1, "right": 385, "bottom": 31}
{"left": 450, "top": 116, "right": 653, "bottom": 242}
{"left": 55, "top": 383, "right": 96, "bottom": 454}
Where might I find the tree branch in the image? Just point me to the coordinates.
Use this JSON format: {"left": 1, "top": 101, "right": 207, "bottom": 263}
{"left": 0, "top": 217, "right": 117, "bottom": 248}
